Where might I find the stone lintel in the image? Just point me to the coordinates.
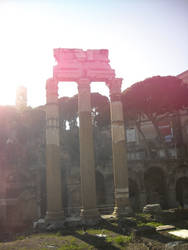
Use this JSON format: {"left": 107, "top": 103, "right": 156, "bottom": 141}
{"left": 54, "top": 48, "right": 110, "bottom": 63}
{"left": 53, "top": 48, "right": 115, "bottom": 83}
{"left": 53, "top": 70, "right": 115, "bottom": 83}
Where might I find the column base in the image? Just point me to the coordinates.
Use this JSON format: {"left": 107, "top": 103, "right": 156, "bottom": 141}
{"left": 80, "top": 208, "right": 100, "bottom": 225}
{"left": 113, "top": 206, "right": 133, "bottom": 217}
{"left": 45, "top": 210, "right": 65, "bottom": 223}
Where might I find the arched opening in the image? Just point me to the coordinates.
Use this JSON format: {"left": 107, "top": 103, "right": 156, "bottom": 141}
{"left": 176, "top": 177, "right": 188, "bottom": 208}
{"left": 144, "top": 167, "right": 166, "bottom": 208}
{"left": 129, "top": 178, "right": 139, "bottom": 210}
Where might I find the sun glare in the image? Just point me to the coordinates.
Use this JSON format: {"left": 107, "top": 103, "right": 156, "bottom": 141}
{"left": 0, "top": 1, "right": 187, "bottom": 106}
{"left": 0, "top": 2, "right": 56, "bottom": 106}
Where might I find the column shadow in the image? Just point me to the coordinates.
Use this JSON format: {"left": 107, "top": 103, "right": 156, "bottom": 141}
{"left": 99, "top": 219, "right": 131, "bottom": 235}
{"left": 72, "top": 231, "right": 120, "bottom": 250}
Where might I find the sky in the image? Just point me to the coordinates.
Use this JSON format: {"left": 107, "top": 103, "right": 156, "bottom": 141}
{"left": 0, "top": 0, "right": 188, "bottom": 107}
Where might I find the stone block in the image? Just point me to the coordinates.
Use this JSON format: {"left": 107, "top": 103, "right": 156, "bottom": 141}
{"left": 156, "top": 225, "right": 176, "bottom": 231}
{"left": 143, "top": 204, "right": 161, "bottom": 214}
{"left": 169, "top": 229, "right": 188, "bottom": 239}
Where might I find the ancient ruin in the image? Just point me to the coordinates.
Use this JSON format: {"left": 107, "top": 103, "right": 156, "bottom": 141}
{"left": 0, "top": 51, "right": 188, "bottom": 235}
{"left": 45, "top": 49, "right": 131, "bottom": 223}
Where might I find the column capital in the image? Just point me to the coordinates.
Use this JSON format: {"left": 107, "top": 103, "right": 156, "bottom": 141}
{"left": 77, "top": 78, "right": 91, "bottom": 87}
{"left": 107, "top": 78, "right": 123, "bottom": 102}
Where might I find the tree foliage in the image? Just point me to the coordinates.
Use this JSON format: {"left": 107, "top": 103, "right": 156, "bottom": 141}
{"left": 59, "top": 93, "right": 111, "bottom": 166}
{"left": 59, "top": 92, "right": 110, "bottom": 129}
{"left": 122, "top": 76, "right": 188, "bottom": 158}
{"left": 91, "top": 92, "right": 110, "bottom": 127}
{"left": 123, "top": 76, "right": 188, "bottom": 118}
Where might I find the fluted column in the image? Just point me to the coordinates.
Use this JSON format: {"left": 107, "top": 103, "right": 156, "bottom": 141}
{"left": 45, "top": 78, "right": 64, "bottom": 222}
{"left": 108, "top": 78, "right": 131, "bottom": 216}
{"left": 77, "top": 78, "right": 99, "bottom": 222}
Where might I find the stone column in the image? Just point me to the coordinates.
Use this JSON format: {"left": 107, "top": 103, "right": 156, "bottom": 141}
{"left": 77, "top": 78, "right": 99, "bottom": 223}
{"left": 108, "top": 78, "right": 132, "bottom": 216}
{"left": 45, "top": 78, "right": 64, "bottom": 222}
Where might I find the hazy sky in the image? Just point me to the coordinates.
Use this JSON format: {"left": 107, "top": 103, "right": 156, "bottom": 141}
{"left": 0, "top": 0, "right": 187, "bottom": 107}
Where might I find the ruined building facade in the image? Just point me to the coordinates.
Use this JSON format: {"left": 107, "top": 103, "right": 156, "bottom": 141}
{"left": 0, "top": 64, "right": 188, "bottom": 230}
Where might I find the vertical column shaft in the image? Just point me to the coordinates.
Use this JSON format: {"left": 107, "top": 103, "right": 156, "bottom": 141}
{"left": 108, "top": 78, "right": 131, "bottom": 216}
{"left": 77, "top": 78, "right": 99, "bottom": 221}
{"left": 45, "top": 78, "right": 64, "bottom": 221}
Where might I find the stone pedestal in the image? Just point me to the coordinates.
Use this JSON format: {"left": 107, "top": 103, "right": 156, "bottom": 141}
{"left": 45, "top": 78, "right": 64, "bottom": 222}
{"left": 108, "top": 78, "right": 132, "bottom": 216}
{"left": 77, "top": 78, "right": 99, "bottom": 223}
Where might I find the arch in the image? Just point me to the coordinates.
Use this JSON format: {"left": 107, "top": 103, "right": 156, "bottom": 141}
{"left": 144, "top": 167, "right": 166, "bottom": 208}
{"left": 167, "top": 164, "right": 188, "bottom": 189}
{"left": 176, "top": 177, "right": 188, "bottom": 207}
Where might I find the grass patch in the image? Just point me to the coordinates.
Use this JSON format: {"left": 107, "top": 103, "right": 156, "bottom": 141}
{"left": 137, "top": 221, "right": 163, "bottom": 228}
{"left": 106, "top": 235, "right": 132, "bottom": 247}
{"left": 145, "top": 222, "right": 163, "bottom": 227}
{"left": 16, "top": 235, "right": 26, "bottom": 241}
{"left": 58, "top": 239, "right": 85, "bottom": 250}
{"left": 56, "top": 231, "right": 62, "bottom": 237}
{"left": 114, "top": 235, "right": 132, "bottom": 244}
{"left": 136, "top": 213, "right": 151, "bottom": 220}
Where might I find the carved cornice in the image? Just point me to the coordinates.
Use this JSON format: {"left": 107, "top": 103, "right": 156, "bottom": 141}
{"left": 53, "top": 48, "right": 115, "bottom": 82}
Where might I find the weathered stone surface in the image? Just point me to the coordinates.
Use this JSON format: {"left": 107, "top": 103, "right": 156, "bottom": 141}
{"left": 33, "top": 218, "right": 46, "bottom": 230}
{"left": 34, "top": 217, "right": 83, "bottom": 231}
{"left": 156, "top": 225, "right": 175, "bottom": 231}
{"left": 53, "top": 49, "right": 115, "bottom": 82}
{"left": 77, "top": 79, "right": 99, "bottom": 222}
{"left": 45, "top": 78, "right": 64, "bottom": 222}
{"left": 169, "top": 229, "right": 188, "bottom": 239}
{"left": 108, "top": 78, "right": 131, "bottom": 216}
{"left": 143, "top": 204, "right": 161, "bottom": 213}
